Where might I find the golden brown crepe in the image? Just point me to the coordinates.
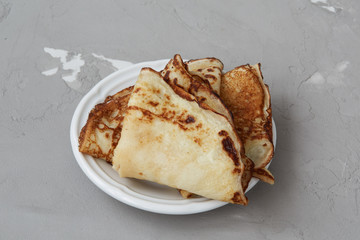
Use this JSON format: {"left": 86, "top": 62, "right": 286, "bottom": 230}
{"left": 79, "top": 55, "right": 236, "bottom": 198}
{"left": 78, "top": 54, "right": 275, "bottom": 203}
{"left": 112, "top": 68, "right": 248, "bottom": 204}
{"left": 161, "top": 55, "right": 193, "bottom": 92}
{"left": 78, "top": 55, "right": 225, "bottom": 163}
{"left": 185, "top": 58, "right": 224, "bottom": 95}
{"left": 221, "top": 64, "right": 274, "bottom": 184}
{"left": 162, "top": 54, "right": 253, "bottom": 192}
{"left": 78, "top": 86, "right": 133, "bottom": 162}
{"left": 162, "top": 55, "right": 233, "bottom": 124}
{"left": 178, "top": 189, "right": 194, "bottom": 199}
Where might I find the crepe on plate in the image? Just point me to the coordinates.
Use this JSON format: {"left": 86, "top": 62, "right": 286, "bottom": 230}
{"left": 112, "top": 68, "right": 248, "bottom": 204}
{"left": 78, "top": 56, "right": 224, "bottom": 166}
{"left": 221, "top": 64, "right": 274, "bottom": 184}
{"left": 78, "top": 86, "right": 133, "bottom": 163}
{"left": 185, "top": 57, "right": 224, "bottom": 95}
{"left": 77, "top": 55, "right": 240, "bottom": 198}
{"left": 78, "top": 55, "right": 275, "bottom": 204}
{"left": 162, "top": 54, "right": 254, "bottom": 192}
{"left": 162, "top": 55, "right": 233, "bottom": 124}
{"left": 77, "top": 56, "right": 224, "bottom": 163}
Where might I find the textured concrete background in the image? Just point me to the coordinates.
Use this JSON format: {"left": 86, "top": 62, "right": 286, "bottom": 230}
{"left": 1, "top": 0, "right": 360, "bottom": 239}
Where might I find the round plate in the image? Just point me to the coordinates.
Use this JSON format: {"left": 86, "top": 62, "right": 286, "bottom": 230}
{"left": 70, "top": 59, "right": 277, "bottom": 215}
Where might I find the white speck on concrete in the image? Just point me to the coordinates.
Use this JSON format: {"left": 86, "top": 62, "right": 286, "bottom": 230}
{"left": 61, "top": 53, "right": 85, "bottom": 83}
{"left": 336, "top": 61, "right": 350, "bottom": 72}
{"left": 311, "top": 0, "right": 328, "bottom": 4}
{"left": 92, "top": 53, "right": 133, "bottom": 71}
{"left": 44, "top": 47, "right": 68, "bottom": 62}
{"left": 42, "top": 48, "right": 133, "bottom": 91}
{"left": 41, "top": 67, "right": 58, "bottom": 76}
{"left": 306, "top": 72, "right": 326, "bottom": 85}
{"left": 304, "top": 61, "right": 350, "bottom": 87}
{"left": 43, "top": 47, "right": 85, "bottom": 91}
{"left": 310, "top": 0, "right": 341, "bottom": 13}
{"left": 321, "top": 6, "right": 336, "bottom": 13}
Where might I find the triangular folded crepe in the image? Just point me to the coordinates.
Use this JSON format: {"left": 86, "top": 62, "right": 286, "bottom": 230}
{"left": 79, "top": 55, "right": 235, "bottom": 198}
{"left": 221, "top": 64, "right": 274, "bottom": 184}
{"left": 112, "top": 68, "right": 248, "bottom": 204}
{"left": 78, "top": 86, "right": 133, "bottom": 162}
{"left": 79, "top": 56, "right": 226, "bottom": 165}
{"left": 162, "top": 55, "right": 233, "bottom": 124}
{"left": 162, "top": 54, "right": 254, "bottom": 192}
{"left": 185, "top": 58, "right": 224, "bottom": 94}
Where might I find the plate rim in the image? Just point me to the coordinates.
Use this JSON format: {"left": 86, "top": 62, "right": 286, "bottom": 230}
{"left": 70, "top": 59, "right": 276, "bottom": 215}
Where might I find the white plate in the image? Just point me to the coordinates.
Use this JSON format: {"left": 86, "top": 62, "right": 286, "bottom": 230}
{"left": 70, "top": 59, "right": 276, "bottom": 215}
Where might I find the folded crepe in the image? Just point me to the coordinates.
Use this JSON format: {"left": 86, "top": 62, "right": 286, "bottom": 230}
{"left": 185, "top": 57, "right": 224, "bottom": 95}
{"left": 112, "top": 68, "right": 248, "bottom": 204}
{"left": 78, "top": 56, "right": 221, "bottom": 164}
{"left": 162, "top": 55, "right": 233, "bottom": 124}
{"left": 221, "top": 64, "right": 274, "bottom": 184}
{"left": 79, "top": 55, "right": 232, "bottom": 198}
{"left": 162, "top": 54, "right": 254, "bottom": 192}
{"left": 78, "top": 55, "right": 275, "bottom": 203}
{"left": 78, "top": 86, "right": 133, "bottom": 162}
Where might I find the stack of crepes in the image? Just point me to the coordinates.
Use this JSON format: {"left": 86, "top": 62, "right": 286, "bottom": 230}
{"left": 78, "top": 54, "right": 274, "bottom": 205}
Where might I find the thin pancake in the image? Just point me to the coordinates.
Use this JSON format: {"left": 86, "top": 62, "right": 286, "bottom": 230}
{"left": 161, "top": 55, "right": 193, "bottom": 92}
{"left": 221, "top": 64, "right": 274, "bottom": 184}
{"left": 79, "top": 55, "right": 232, "bottom": 198}
{"left": 113, "top": 68, "right": 248, "bottom": 204}
{"left": 162, "top": 54, "right": 253, "bottom": 191}
{"left": 162, "top": 55, "right": 233, "bottom": 124}
{"left": 78, "top": 86, "right": 133, "bottom": 162}
{"left": 185, "top": 58, "right": 224, "bottom": 94}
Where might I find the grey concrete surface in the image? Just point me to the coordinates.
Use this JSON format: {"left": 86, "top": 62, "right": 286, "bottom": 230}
{"left": 1, "top": 0, "right": 360, "bottom": 239}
